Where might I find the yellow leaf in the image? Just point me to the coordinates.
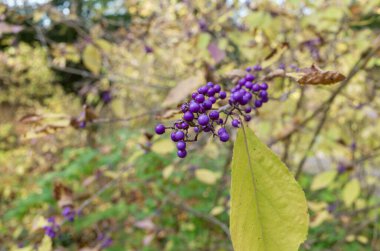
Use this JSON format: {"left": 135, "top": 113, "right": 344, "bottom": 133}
{"left": 31, "top": 215, "right": 48, "bottom": 231}
{"left": 357, "top": 235, "right": 368, "bottom": 244}
{"left": 39, "top": 235, "right": 52, "bottom": 251}
{"left": 310, "top": 170, "right": 337, "bottom": 191}
{"left": 210, "top": 206, "right": 224, "bottom": 216}
{"left": 163, "top": 165, "right": 174, "bottom": 179}
{"left": 195, "top": 169, "right": 220, "bottom": 185}
{"left": 151, "top": 139, "right": 175, "bottom": 154}
{"left": 83, "top": 44, "right": 102, "bottom": 75}
{"left": 230, "top": 126, "right": 309, "bottom": 251}
{"left": 342, "top": 179, "right": 360, "bottom": 207}
{"left": 310, "top": 210, "right": 331, "bottom": 228}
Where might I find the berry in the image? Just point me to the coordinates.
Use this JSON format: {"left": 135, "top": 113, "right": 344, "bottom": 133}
{"left": 206, "top": 82, "right": 214, "bottom": 87}
{"left": 194, "top": 127, "right": 200, "bottom": 133}
{"left": 246, "top": 67, "right": 252, "bottom": 72}
{"left": 189, "top": 102, "right": 200, "bottom": 113}
{"left": 245, "top": 74, "right": 255, "bottom": 81}
{"left": 155, "top": 124, "right": 166, "bottom": 134}
{"left": 254, "top": 100, "right": 262, "bottom": 108}
{"left": 181, "top": 122, "right": 189, "bottom": 129}
{"left": 259, "top": 90, "right": 268, "bottom": 98}
{"left": 209, "top": 96, "right": 217, "bottom": 103}
{"left": 245, "top": 81, "right": 253, "bottom": 89}
{"left": 219, "top": 132, "right": 230, "bottom": 142}
{"left": 198, "top": 114, "right": 209, "bottom": 125}
{"left": 219, "top": 91, "right": 227, "bottom": 99}
{"left": 175, "top": 131, "right": 185, "bottom": 141}
{"left": 62, "top": 206, "right": 75, "bottom": 222}
{"left": 171, "top": 132, "right": 179, "bottom": 142}
{"left": 231, "top": 119, "right": 240, "bottom": 128}
{"left": 183, "top": 111, "right": 194, "bottom": 121}
{"left": 213, "top": 84, "right": 221, "bottom": 93}
{"left": 245, "top": 106, "right": 252, "bottom": 113}
{"left": 218, "top": 127, "right": 227, "bottom": 135}
{"left": 253, "top": 64, "right": 262, "bottom": 71}
{"left": 260, "top": 83, "right": 268, "bottom": 90}
{"left": 202, "top": 100, "right": 213, "bottom": 110}
{"left": 177, "top": 141, "right": 186, "bottom": 150}
{"left": 198, "top": 86, "right": 208, "bottom": 94}
{"left": 252, "top": 84, "right": 260, "bottom": 92}
{"left": 207, "top": 88, "right": 215, "bottom": 97}
{"left": 181, "top": 104, "right": 188, "bottom": 112}
{"left": 195, "top": 94, "right": 205, "bottom": 103}
{"left": 209, "top": 111, "right": 219, "bottom": 120}
{"left": 177, "top": 150, "right": 187, "bottom": 158}
{"left": 217, "top": 118, "right": 223, "bottom": 124}
{"left": 261, "top": 96, "right": 269, "bottom": 103}
{"left": 244, "top": 115, "right": 251, "bottom": 122}
{"left": 191, "top": 92, "right": 198, "bottom": 99}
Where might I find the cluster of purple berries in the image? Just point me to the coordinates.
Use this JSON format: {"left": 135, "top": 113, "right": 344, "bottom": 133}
{"left": 62, "top": 206, "right": 76, "bottom": 222}
{"left": 228, "top": 65, "right": 269, "bottom": 124}
{"left": 155, "top": 82, "right": 229, "bottom": 158}
{"left": 43, "top": 217, "right": 59, "bottom": 238}
{"left": 155, "top": 65, "right": 270, "bottom": 158}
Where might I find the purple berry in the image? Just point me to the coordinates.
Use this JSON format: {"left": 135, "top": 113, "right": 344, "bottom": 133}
{"left": 244, "top": 115, "right": 251, "bottom": 122}
{"left": 245, "top": 74, "right": 255, "bottom": 81}
{"left": 245, "top": 106, "right": 252, "bottom": 113}
{"left": 209, "top": 111, "right": 219, "bottom": 120}
{"left": 198, "top": 86, "right": 208, "bottom": 94}
{"left": 219, "top": 132, "right": 230, "bottom": 142}
{"left": 246, "top": 67, "right": 252, "bottom": 72}
{"left": 198, "top": 114, "right": 209, "bottom": 126}
{"left": 195, "top": 94, "right": 205, "bottom": 103}
{"left": 202, "top": 100, "right": 213, "bottom": 110}
{"left": 231, "top": 119, "right": 240, "bottom": 128}
{"left": 252, "top": 84, "right": 260, "bottom": 92}
{"left": 181, "top": 104, "right": 188, "bottom": 112}
{"left": 177, "top": 141, "right": 186, "bottom": 150}
{"left": 177, "top": 149, "right": 187, "bottom": 158}
{"left": 259, "top": 90, "right": 268, "bottom": 98}
{"left": 171, "top": 132, "right": 179, "bottom": 142}
{"left": 253, "top": 64, "right": 262, "bottom": 71}
{"left": 217, "top": 127, "right": 227, "bottom": 136}
{"left": 194, "top": 127, "right": 200, "bottom": 133}
{"left": 181, "top": 122, "right": 189, "bottom": 129}
{"left": 155, "top": 124, "right": 166, "bottom": 134}
{"left": 189, "top": 102, "right": 200, "bottom": 113}
{"left": 183, "top": 111, "right": 194, "bottom": 121}
{"left": 213, "top": 84, "right": 221, "bottom": 92}
{"left": 206, "top": 82, "right": 214, "bottom": 87}
{"left": 191, "top": 92, "right": 198, "bottom": 99}
{"left": 219, "top": 91, "right": 227, "bottom": 99}
{"left": 261, "top": 96, "right": 269, "bottom": 103}
{"left": 209, "top": 96, "right": 217, "bottom": 103}
{"left": 207, "top": 88, "right": 215, "bottom": 97}
{"left": 260, "top": 83, "right": 268, "bottom": 90}
{"left": 245, "top": 81, "right": 253, "bottom": 89}
{"left": 175, "top": 131, "right": 185, "bottom": 141}
{"left": 217, "top": 118, "right": 223, "bottom": 124}
{"left": 254, "top": 100, "right": 262, "bottom": 108}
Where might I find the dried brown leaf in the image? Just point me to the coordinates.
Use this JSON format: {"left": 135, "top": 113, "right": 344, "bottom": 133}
{"left": 298, "top": 64, "right": 346, "bottom": 85}
{"left": 162, "top": 72, "right": 204, "bottom": 107}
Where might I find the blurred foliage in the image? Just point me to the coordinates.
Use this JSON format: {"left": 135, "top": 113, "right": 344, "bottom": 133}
{"left": 0, "top": 0, "right": 380, "bottom": 250}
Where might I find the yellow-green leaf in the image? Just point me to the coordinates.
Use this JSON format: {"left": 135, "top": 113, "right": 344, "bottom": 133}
{"left": 230, "top": 126, "right": 309, "bottom": 251}
{"left": 82, "top": 44, "right": 102, "bottom": 75}
{"left": 342, "top": 179, "right": 361, "bottom": 207}
{"left": 310, "top": 170, "right": 337, "bottom": 191}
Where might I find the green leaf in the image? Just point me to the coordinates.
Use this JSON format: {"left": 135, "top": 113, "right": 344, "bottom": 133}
{"left": 230, "top": 126, "right": 309, "bottom": 251}
{"left": 342, "top": 179, "right": 361, "bottom": 207}
{"left": 310, "top": 170, "right": 338, "bottom": 191}
{"left": 197, "top": 33, "right": 211, "bottom": 49}
{"left": 82, "top": 44, "right": 102, "bottom": 75}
